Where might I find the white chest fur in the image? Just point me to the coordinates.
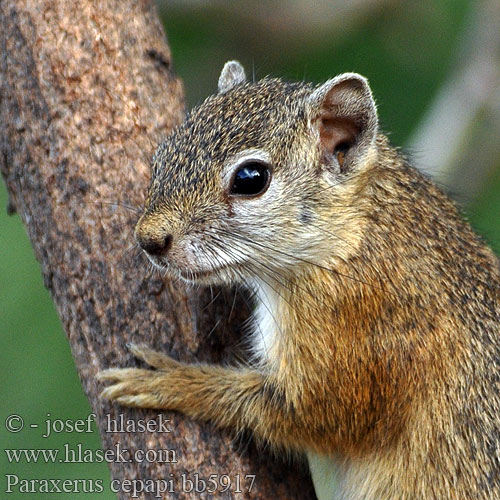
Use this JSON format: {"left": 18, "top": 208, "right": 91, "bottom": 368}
{"left": 249, "top": 279, "right": 282, "bottom": 363}
{"left": 308, "top": 451, "right": 382, "bottom": 500}
{"left": 307, "top": 452, "right": 342, "bottom": 500}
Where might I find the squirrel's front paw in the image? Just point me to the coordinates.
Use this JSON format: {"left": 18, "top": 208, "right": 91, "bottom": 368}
{"left": 97, "top": 343, "right": 181, "bottom": 409}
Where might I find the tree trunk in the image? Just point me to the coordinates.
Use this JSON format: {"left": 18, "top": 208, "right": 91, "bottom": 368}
{"left": 0, "top": 1, "right": 315, "bottom": 499}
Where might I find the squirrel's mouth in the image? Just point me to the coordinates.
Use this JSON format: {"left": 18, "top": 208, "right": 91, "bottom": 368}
{"left": 177, "top": 264, "right": 229, "bottom": 283}
{"left": 144, "top": 252, "right": 238, "bottom": 285}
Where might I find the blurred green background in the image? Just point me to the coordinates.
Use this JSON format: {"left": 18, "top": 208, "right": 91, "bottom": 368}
{"left": 1, "top": 0, "right": 499, "bottom": 497}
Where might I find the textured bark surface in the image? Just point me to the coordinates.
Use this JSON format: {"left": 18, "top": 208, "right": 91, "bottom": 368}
{"left": 0, "top": 1, "right": 315, "bottom": 498}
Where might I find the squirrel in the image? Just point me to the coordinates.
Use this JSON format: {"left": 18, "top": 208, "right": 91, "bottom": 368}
{"left": 99, "top": 61, "right": 500, "bottom": 500}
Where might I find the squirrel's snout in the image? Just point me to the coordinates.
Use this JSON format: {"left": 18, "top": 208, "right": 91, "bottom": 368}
{"left": 136, "top": 226, "right": 173, "bottom": 257}
{"left": 140, "top": 234, "right": 172, "bottom": 257}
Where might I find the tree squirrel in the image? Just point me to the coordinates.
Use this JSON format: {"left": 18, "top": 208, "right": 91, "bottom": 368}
{"left": 99, "top": 61, "right": 500, "bottom": 500}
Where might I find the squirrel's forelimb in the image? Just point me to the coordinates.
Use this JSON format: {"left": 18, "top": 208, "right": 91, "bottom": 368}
{"left": 99, "top": 344, "right": 321, "bottom": 451}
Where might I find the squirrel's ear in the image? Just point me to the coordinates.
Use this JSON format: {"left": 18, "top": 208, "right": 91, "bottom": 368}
{"left": 218, "top": 61, "right": 247, "bottom": 94}
{"left": 306, "top": 73, "right": 378, "bottom": 172}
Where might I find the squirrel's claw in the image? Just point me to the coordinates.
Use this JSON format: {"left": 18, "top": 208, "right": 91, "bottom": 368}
{"left": 97, "top": 367, "right": 150, "bottom": 382}
{"left": 127, "top": 342, "right": 181, "bottom": 370}
{"left": 114, "top": 394, "right": 162, "bottom": 408}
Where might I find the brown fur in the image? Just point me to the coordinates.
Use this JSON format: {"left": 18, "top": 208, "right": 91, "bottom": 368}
{"left": 99, "top": 67, "right": 500, "bottom": 499}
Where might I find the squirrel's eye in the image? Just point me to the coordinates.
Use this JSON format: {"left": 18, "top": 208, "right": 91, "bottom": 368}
{"left": 230, "top": 161, "right": 271, "bottom": 197}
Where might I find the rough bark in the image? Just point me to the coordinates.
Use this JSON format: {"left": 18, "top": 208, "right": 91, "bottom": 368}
{"left": 0, "top": 1, "right": 315, "bottom": 499}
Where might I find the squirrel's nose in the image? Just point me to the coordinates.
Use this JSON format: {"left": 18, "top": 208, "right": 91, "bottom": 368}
{"left": 136, "top": 232, "right": 173, "bottom": 257}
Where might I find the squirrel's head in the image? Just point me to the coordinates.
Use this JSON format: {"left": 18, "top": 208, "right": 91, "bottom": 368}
{"left": 135, "top": 61, "right": 378, "bottom": 285}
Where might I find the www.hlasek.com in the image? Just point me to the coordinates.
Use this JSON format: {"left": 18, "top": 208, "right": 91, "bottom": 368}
{"left": 4, "top": 412, "right": 256, "bottom": 497}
